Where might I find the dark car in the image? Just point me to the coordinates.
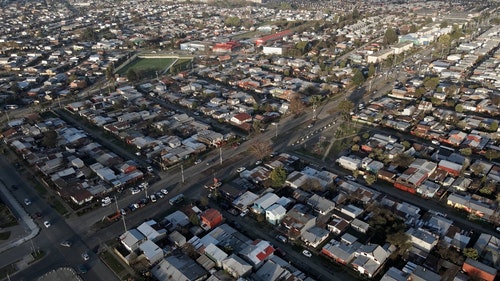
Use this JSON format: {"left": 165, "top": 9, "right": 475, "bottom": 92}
{"left": 77, "top": 264, "right": 88, "bottom": 274}
{"left": 34, "top": 212, "right": 43, "bottom": 219}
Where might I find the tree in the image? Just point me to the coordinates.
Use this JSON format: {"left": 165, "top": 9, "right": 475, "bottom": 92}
{"left": 301, "top": 178, "right": 323, "bottom": 192}
{"left": 337, "top": 99, "right": 354, "bottom": 120}
{"left": 224, "top": 16, "right": 241, "bottom": 27}
{"left": 440, "top": 21, "right": 449, "bottom": 28}
{"left": 295, "top": 41, "right": 309, "bottom": 55}
{"left": 463, "top": 248, "right": 479, "bottom": 260}
{"left": 289, "top": 93, "right": 305, "bottom": 116}
{"left": 455, "top": 104, "right": 464, "bottom": 113}
{"left": 384, "top": 28, "right": 398, "bottom": 44}
{"left": 249, "top": 140, "right": 272, "bottom": 161}
{"left": 469, "top": 162, "right": 484, "bottom": 176}
{"left": 269, "top": 166, "right": 287, "bottom": 188}
{"left": 484, "top": 149, "right": 500, "bottom": 161}
{"left": 365, "top": 174, "right": 376, "bottom": 186}
{"left": 479, "top": 181, "right": 496, "bottom": 195}
{"left": 368, "top": 64, "right": 375, "bottom": 77}
{"left": 386, "top": 231, "right": 411, "bottom": 258}
{"left": 126, "top": 69, "right": 139, "bottom": 82}
{"left": 105, "top": 64, "right": 115, "bottom": 81}
{"left": 42, "top": 130, "right": 58, "bottom": 148}
{"left": 459, "top": 147, "right": 472, "bottom": 156}
{"left": 391, "top": 153, "right": 415, "bottom": 168}
{"left": 489, "top": 121, "right": 499, "bottom": 132}
{"left": 351, "top": 68, "right": 365, "bottom": 86}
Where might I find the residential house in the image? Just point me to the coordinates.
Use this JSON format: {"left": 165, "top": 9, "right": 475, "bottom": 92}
{"left": 151, "top": 254, "right": 208, "bottom": 281}
{"left": 203, "top": 243, "right": 228, "bottom": 268}
{"left": 253, "top": 193, "right": 280, "bottom": 214}
{"left": 380, "top": 267, "right": 408, "bottom": 281}
{"left": 462, "top": 258, "right": 498, "bottom": 281}
{"left": 200, "top": 208, "right": 223, "bottom": 230}
{"left": 137, "top": 220, "right": 167, "bottom": 243}
{"left": 446, "top": 193, "right": 496, "bottom": 221}
{"left": 409, "top": 265, "right": 441, "bottom": 281}
{"left": 351, "top": 244, "right": 389, "bottom": 278}
{"left": 280, "top": 204, "right": 316, "bottom": 239}
{"left": 307, "top": 194, "right": 335, "bottom": 215}
{"left": 221, "top": 254, "right": 252, "bottom": 279}
{"left": 406, "top": 227, "right": 439, "bottom": 253}
{"left": 265, "top": 204, "right": 287, "bottom": 225}
{"left": 120, "top": 229, "right": 146, "bottom": 252}
{"left": 239, "top": 239, "right": 275, "bottom": 268}
{"left": 301, "top": 226, "right": 330, "bottom": 248}
{"left": 321, "top": 239, "right": 361, "bottom": 265}
{"left": 138, "top": 240, "right": 164, "bottom": 265}
{"left": 351, "top": 219, "right": 370, "bottom": 234}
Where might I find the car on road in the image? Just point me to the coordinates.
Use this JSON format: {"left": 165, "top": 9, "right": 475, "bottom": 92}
{"left": 236, "top": 167, "right": 246, "bottom": 173}
{"left": 160, "top": 189, "right": 169, "bottom": 195}
{"left": 146, "top": 166, "right": 154, "bottom": 173}
{"left": 345, "top": 175, "right": 356, "bottom": 182}
{"left": 60, "top": 240, "right": 72, "bottom": 247}
{"left": 194, "top": 159, "right": 202, "bottom": 165}
{"left": 120, "top": 208, "right": 127, "bottom": 216}
{"left": 24, "top": 198, "right": 31, "bottom": 206}
{"left": 82, "top": 252, "right": 90, "bottom": 261}
{"left": 150, "top": 194, "right": 157, "bottom": 203}
{"left": 34, "top": 212, "right": 43, "bottom": 219}
{"left": 240, "top": 209, "right": 249, "bottom": 217}
{"left": 255, "top": 160, "right": 262, "bottom": 166}
{"left": 155, "top": 191, "right": 164, "bottom": 199}
{"left": 227, "top": 208, "right": 239, "bottom": 216}
{"left": 276, "top": 235, "right": 288, "bottom": 243}
{"left": 130, "top": 188, "right": 140, "bottom": 195}
{"left": 43, "top": 221, "right": 51, "bottom": 228}
{"left": 307, "top": 123, "right": 314, "bottom": 128}
{"left": 77, "top": 264, "right": 88, "bottom": 274}
{"left": 302, "top": 250, "right": 312, "bottom": 258}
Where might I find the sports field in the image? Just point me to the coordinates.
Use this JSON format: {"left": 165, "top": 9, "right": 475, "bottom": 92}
{"left": 117, "top": 57, "right": 177, "bottom": 76}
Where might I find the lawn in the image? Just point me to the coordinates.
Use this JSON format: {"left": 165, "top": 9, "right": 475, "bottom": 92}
{"left": 117, "top": 57, "right": 177, "bottom": 76}
{"left": 0, "top": 231, "right": 11, "bottom": 240}
{"left": 0, "top": 263, "right": 16, "bottom": 280}
{"left": 0, "top": 203, "right": 18, "bottom": 228}
{"left": 100, "top": 251, "right": 126, "bottom": 274}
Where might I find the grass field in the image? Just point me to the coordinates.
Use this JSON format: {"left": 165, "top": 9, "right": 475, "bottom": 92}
{"left": 117, "top": 57, "right": 177, "bottom": 76}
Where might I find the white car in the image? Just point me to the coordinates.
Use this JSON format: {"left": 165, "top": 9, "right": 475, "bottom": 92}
{"left": 43, "top": 221, "right": 51, "bottom": 228}
{"left": 236, "top": 167, "right": 246, "bottom": 173}
{"left": 82, "top": 252, "right": 90, "bottom": 261}
{"left": 60, "top": 240, "right": 72, "bottom": 247}
{"left": 147, "top": 166, "right": 154, "bottom": 173}
{"left": 240, "top": 209, "right": 249, "bottom": 217}
{"left": 160, "top": 189, "right": 169, "bottom": 195}
{"left": 130, "top": 188, "right": 140, "bottom": 195}
{"left": 24, "top": 198, "right": 32, "bottom": 206}
{"left": 302, "top": 250, "right": 312, "bottom": 258}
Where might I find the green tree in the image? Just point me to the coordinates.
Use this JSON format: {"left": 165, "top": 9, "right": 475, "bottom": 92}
{"left": 462, "top": 248, "right": 479, "bottom": 260}
{"left": 126, "top": 69, "right": 139, "bottom": 82}
{"left": 459, "top": 147, "right": 472, "bottom": 156}
{"left": 295, "top": 41, "right": 309, "bottom": 55}
{"left": 391, "top": 153, "right": 415, "bottom": 168}
{"left": 42, "top": 130, "right": 58, "bottom": 147}
{"left": 224, "top": 16, "right": 241, "bottom": 27}
{"left": 386, "top": 231, "right": 411, "bottom": 258}
{"left": 337, "top": 99, "right": 354, "bottom": 120}
{"left": 455, "top": 103, "right": 464, "bottom": 113}
{"left": 489, "top": 121, "right": 499, "bottom": 132}
{"left": 368, "top": 64, "right": 375, "bottom": 77}
{"left": 269, "top": 166, "right": 287, "bottom": 188}
{"left": 352, "top": 68, "right": 365, "bottom": 86}
{"left": 365, "top": 174, "right": 376, "bottom": 185}
{"left": 484, "top": 149, "right": 500, "bottom": 161}
{"left": 423, "top": 77, "right": 440, "bottom": 90}
{"left": 440, "top": 21, "right": 449, "bottom": 28}
{"left": 105, "top": 64, "right": 115, "bottom": 81}
{"left": 384, "top": 28, "right": 398, "bottom": 44}
{"left": 351, "top": 144, "right": 360, "bottom": 152}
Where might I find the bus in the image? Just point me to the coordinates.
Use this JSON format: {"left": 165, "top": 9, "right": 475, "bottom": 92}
{"left": 169, "top": 194, "right": 185, "bottom": 205}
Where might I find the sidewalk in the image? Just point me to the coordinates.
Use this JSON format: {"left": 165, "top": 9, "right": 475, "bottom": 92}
{"left": 0, "top": 179, "right": 40, "bottom": 254}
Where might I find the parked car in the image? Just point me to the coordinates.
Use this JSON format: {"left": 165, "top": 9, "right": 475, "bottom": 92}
{"left": 276, "top": 235, "right": 288, "bottom": 243}
{"left": 302, "top": 250, "right": 312, "bottom": 258}
{"left": 236, "top": 167, "right": 246, "bottom": 173}
{"left": 194, "top": 159, "right": 202, "bottom": 165}
{"left": 60, "top": 240, "right": 72, "bottom": 247}
{"left": 150, "top": 194, "right": 157, "bottom": 203}
{"left": 146, "top": 166, "right": 154, "bottom": 172}
{"left": 34, "top": 212, "right": 43, "bottom": 219}
{"left": 130, "top": 188, "right": 140, "bottom": 195}
{"left": 77, "top": 264, "right": 88, "bottom": 274}
{"left": 240, "top": 209, "right": 249, "bottom": 217}
{"left": 155, "top": 191, "right": 164, "bottom": 199}
{"left": 43, "top": 221, "right": 51, "bottom": 228}
{"left": 24, "top": 198, "right": 31, "bottom": 206}
{"left": 82, "top": 252, "right": 90, "bottom": 261}
{"left": 160, "top": 189, "right": 169, "bottom": 195}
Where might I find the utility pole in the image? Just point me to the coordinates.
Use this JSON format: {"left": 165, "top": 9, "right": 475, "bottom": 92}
{"left": 121, "top": 213, "right": 127, "bottom": 233}
{"left": 219, "top": 147, "right": 222, "bottom": 165}
{"left": 181, "top": 164, "right": 185, "bottom": 183}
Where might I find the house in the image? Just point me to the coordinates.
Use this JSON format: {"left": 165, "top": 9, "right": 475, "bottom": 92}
{"left": 120, "top": 229, "right": 146, "bottom": 252}
{"left": 265, "top": 204, "right": 287, "bottom": 225}
{"left": 321, "top": 239, "right": 360, "bottom": 265}
{"left": 301, "top": 226, "right": 330, "bottom": 248}
{"left": 307, "top": 194, "right": 335, "bottom": 215}
{"left": 350, "top": 219, "right": 370, "bottom": 234}
{"left": 336, "top": 155, "right": 362, "bottom": 171}
{"left": 406, "top": 227, "right": 439, "bottom": 253}
{"left": 239, "top": 239, "right": 275, "bottom": 268}
{"left": 409, "top": 265, "right": 441, "bottom": 281}
{"left": 253, "top": 193, "right": 280, "bottom": 214}
{"left": 230, "top": 112, "right": 252, "bottom": 125}
{"left": 152, "top": 254, "right": 208, "bottom": 281}
{"left": 462, "top": 258, "right": 498, "bottom": 281}
{"left": 200, "top": 208, "right": 223, "bottom": 229}
{"left": 136, "top": 220, "right": 167, "bottom": 242}
{"left": 446, "top": 193, "right": 496, "bottom": 221}
{"left": 327, "top": 218, "right": 350, "bottom": 235}
{"left": 280, "top": 204, "right": 316, "bottom": 239}
{"left": 138, "top": 240, "right": 163, "bottom": 265}
{"left": 438, "top": 159, "right": 463, "bottom": 177}
{"left": 380, "top": 267, "right": 408, "bottom": 281}
{"left": 221, "top": 254, "right": 252, "bottom": 279}
{"left": 351, "top": 244, "right": 389, "bottom": 278}
{"left": 203, "top": 243, "right": 227, "bottom": 268}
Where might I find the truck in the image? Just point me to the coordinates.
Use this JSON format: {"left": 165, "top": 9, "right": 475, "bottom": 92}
{"left": 102, "top": 211, "right": 121, "bottom": 222}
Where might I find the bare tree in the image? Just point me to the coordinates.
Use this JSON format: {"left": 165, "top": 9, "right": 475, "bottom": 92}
{"left": 289, "top": 93, "right": 305, "bottom": 116}
{"left": 249, "top": 140, "right": 272, "bottom": 161}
